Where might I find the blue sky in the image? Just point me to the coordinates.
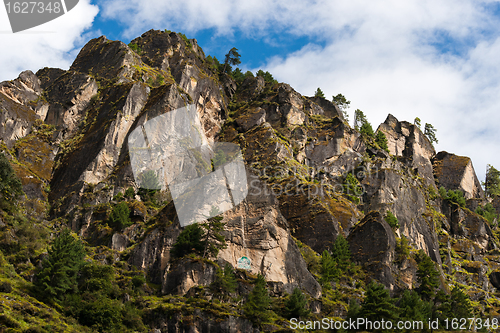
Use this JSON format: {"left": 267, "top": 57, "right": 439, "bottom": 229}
{"left": 1, "top": 0, "right": 500, "bottom": 181}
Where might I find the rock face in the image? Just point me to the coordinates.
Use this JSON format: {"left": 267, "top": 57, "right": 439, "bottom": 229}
{"left": 432, "top": 151, "right": 484, "bottom": 199}
{"left": 378, "top": 114, "right": 435, "bottom": 185}
{"left": 348, "top": 211, "right": 397, "bottom": 290}
{"left": 3, "top": 28, "right": 500, "bottom": 331}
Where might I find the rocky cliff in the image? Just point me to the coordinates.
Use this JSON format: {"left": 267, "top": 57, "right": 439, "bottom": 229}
{"left": 1, "top": 29, "right": 500, "bottom": 332}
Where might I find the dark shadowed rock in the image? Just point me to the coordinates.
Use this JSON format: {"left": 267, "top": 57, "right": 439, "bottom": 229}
{"left": 432, "top": 151, "right": 484, "bottom": 199}
{"left": 348, "top": 211, "right": 397, "bottom": 290}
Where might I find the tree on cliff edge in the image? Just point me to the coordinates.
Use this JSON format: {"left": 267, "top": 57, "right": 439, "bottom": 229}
{"left": 484, "top": 164, "right": 500, "bottom": 198}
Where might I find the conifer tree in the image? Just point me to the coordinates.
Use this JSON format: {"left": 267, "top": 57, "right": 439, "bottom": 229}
{"left": 320, "top": 250, "right": 338, "bottom": 287}
{"left": 450, "top": 286, "right": 473, "bottom": 319}
{"left": 331, "top": 234, "right": 350, "bottom": 270}
{"left": 202, "top": 206, "right": 227, "bottom": 258}
{"left": 35, "top": 229, "right": 86, "bottom": 302}
{"left": 415, "top": 250, "right": 439, "bottom": 301}
{"left": 359, "top": 281, "right": 399, "bottom": 327}
{"left": 171, "top": 223, "right": 204, "bottom": 258}
{"left": 212, "top": 263, "right": 237, "bottom": 299}
{"left": 398, "top": 290, "right": 431, "bottom": 327}
{"left": 284, "top": 288, "right": 310, "bottom": 318}
{"left": 108, "top": 202, "right": 132, "bottom": 230}
{"left": 0, "top": 152, "right": 23, "bottom": 209}
{"left": 484, "top": 164, "right": 500, "bottom": 198}
{"left": 332, "top": 93, "right": 351, "bottom": 121}
{"left": 375, "top": 130, "right": 390, "bottom": 152}
{"left": 244, "top": 274, "right": 271, "bottom": 323}
{"left": 424, "top": 123, "right": 438, "bottom": 145}
{"left": 414, "top": 117, "right": 421, "bottom": 128}
{"left": 223, "top": 47, "right": 241, "bottom": 74}
{"left": 314, "top": 87, "right": 325, "bottom": 98}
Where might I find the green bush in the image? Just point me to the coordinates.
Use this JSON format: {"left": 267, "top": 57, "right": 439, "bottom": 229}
{"left": 385, "top": 211, "right": 400, "bottom": 229}
{"left": 476, "top": 203, "right": 498, "bottom": 224}
{"left": 375, "top": 131, "right": 389, "bottom": 152}
{"left": 171, "top": 223, "right": 205, "bottom": 259}
{"left": 127, "top": 43, "right": 142, "bottom": 55}
{"left": 0, "top": 152, "right": 23, "bottom": 210}
{"left": 108, "top": 202, "right": 132, "bottom": 230}
{"left": 124, "top": 187, "right": 135, "bottom": 199}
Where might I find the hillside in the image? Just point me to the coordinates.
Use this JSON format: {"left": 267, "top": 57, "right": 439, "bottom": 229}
{"left": 1, "top": 29, "right": 500, "bottom": 332}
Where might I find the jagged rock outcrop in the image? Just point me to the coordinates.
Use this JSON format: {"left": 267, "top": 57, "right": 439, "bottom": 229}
{"left": 432, "top": 151, "right": 484, "bottom": 199}
{"left": 348, "top": 211, "right": 397, "bottom": 290}
{"left": 378, "top": 114, "right": 435, "bottom": 185}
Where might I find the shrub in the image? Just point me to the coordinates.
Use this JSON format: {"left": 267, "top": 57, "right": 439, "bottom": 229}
{"left": 128, "top": 43, "right": 142, "bottom": 54}
{"left": 171, "top": 223, "right": 204, "bottom": 259}
{"left": 124, "top": 187, "right": 135, "bottom": 199}
{"left": 375, "top": 131, "right": 389, "bottom": 152}
{"left": 0, "top": 152, "right": 23, "bottom": 210}
{"left": 359, "top": 122, "right": 374, "bottom": 137}
{"left": 385, "top": 211, "right": 400, "bottom": 229}
{"left": 476, "top": 203, "right": 498, "bottom": 224}
{"left": 108, "top": 202, "right": 132, "bottom": 230}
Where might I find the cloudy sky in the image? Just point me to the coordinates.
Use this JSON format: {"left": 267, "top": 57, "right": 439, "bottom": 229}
{"left": 1, "top": 0, "right": 499, "bottom": 181}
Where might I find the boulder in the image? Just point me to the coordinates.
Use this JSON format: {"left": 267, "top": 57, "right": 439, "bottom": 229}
{"left": 432, "top": 151, "right": 484, "bottom": 199}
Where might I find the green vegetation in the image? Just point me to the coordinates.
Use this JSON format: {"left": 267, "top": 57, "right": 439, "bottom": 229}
{"left": 124, "top": 187, "right": 135, "bottom": 199}
{"left": 398, "top": 290, "right": 431, "bottom": 328}
{"left": 201, "top": 206, "right": 227, "bottom": 258}
{"left": 476, "top": 203, "right": 498, "bottom": 224}
{"left": 108, "top": 202, "right": 132, "bottom": 230}
{"left": 256, "top": 69, "right": 278, "bottom": 85}
{"left": 127, "top": 42, "right": 142, "bottom": 55}
{"left": 178, "top": 32, "right": 192, "bottom": 48}
{"left": 0, "top": 152, "right": 23, "bottom": 211}
{"left": 415, "top": 250, "right": 439, "bottom": 301}
{"left": 358, "top": 281, "right": 399, "bottom": 328}
{"left": 343, "top": 172, "right": 363, "bottom": 204}
{"left": 414, "top": 117, "right": 421, "bottom": 128}
{"left": 211, "top": 263, "right": 237, "bottom": 299}
{"left": 384, "top": 210, "right": 400, "bottom": 229}
{"left": 171, "top": 223, "right": 205, "bottom": 259}
{"left": 424, "top": 123, "right": 438, "bottom": 145}
{"left": 222, "top": 47, "right": 241, "bottom": 74}
{"left": 314, "top": 87, "right": 325, "bottom": 98}
{"left": 375, "top": 130, "right": 390, "bottom": 153}
{"left": 332, "top": 93, "right": 351, "bottom": 121}
{"left": 244, "top": 274, "right": 271, "bottom": 324}
{"left": 34, "top": 229, "right": 86, "bottom": 303}
{"left": 439, "top": 187, "right": 466, "bottom": 207}
{"left": 284, "top": 288, "right": 310, "bottom": 318}
{"left": 484, "top": 164, "right": 500, "bottom": 198}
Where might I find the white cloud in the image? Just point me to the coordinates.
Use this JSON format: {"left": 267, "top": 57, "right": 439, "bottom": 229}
{"left": 78, "top": 0, "right": 500, "bottom": 180}
{"left": 0, "top": 0, "right": 99, "bottom": 81}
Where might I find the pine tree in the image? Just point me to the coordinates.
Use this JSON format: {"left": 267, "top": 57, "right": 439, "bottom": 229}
{"left": 375, "top": 131, "right": 389, "bottom": 152}
{"left": 244, "top": 274, "right": 271, "bottom": 324}
{"left": 398, "top": 290, "right": 431, "bottom": 327}
{"left": 0, "top": 152, "right": 23, "bottom": 209}
{"left": 212, "top": 263, "right": 237, "bottom": 299}
{"left": 284, "top": 288, "right": 310, "bottom": 318}
{"left": 424, "top": 123, "right": 438, "bottom": 145}
{"left": 331, "top": 234, "right": 350, "bottom": 270}
{"left": 450, "top": 286, "right": 473, "bottom": 319}
{"left": 359, "top": 281, "right": 399, "bottom": 328}
{"left": 354, "top": 109, "right": 367, "bottom": 130}
{"left": 320, "top": 250, "right": 338, "bottom": 287}
{"left": 108, "top": 202, "right": 132, "bottom": 230}
{"left": 223, "top": 47, "right": 241, "bottom": 74}
{"left": 314, "top": 87, "right": 325, "bottom": 98}
{"left": 415, "top": 250, "right": 439, "bottom": 301}
{"left": 35, "top": 229, "right": 86, "bottom": 302}
{"left": 346, "top": 299, "right": 361, "bottom": 332}
{"left": 202, "top": 206, "right": 227, "bottom": 258}
{"left": 171, "top": 223, "right": 205, "bottom": 258}
{"left": 484, "top": 164, "right": 500, "bottom": 198}
{"left": 414, "top": 117, "right": 421, "bottom": 128}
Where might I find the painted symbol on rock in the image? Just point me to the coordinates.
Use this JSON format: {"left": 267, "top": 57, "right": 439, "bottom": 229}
{"left": 128, "top": 104, "right": 248, "bottom": 227}
{"left": 237, "top": 256, "right": 251, "bottom": 270}
{"left": 3, "top": 0, "right": 79, "bottom": 33}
